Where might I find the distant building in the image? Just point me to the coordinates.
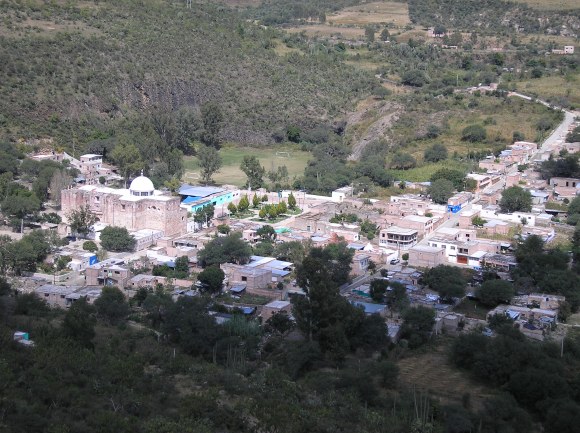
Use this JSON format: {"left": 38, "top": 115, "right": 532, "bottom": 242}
{"left": 85, "top": 258, "right": 132, "bottom": 288}
{"left": 260, "top": 300, "right": 292, "bottom": 321}
{"left": 379, "top": 226, "right": 418, "bottom": 250}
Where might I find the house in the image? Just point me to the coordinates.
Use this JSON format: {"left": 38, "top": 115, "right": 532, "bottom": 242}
{"left": 408, "top": 245, "right": 446, "bottom": 267}
{"left": 260, "top": 300, "right": 292, "bottom": 321}
{"left": 351, "top": 301, "right": 387, "bottom": 317}
{"left": 399, "top": 215, "right": 438, "bottom": 236}
{"left": 331, "top": 186, "right": 354, "bottom": 202}
{"left": 483, "top": 254, "right": 517, "bottom": 272}
{"left": 221, "top": 263, "right": 272, "bottom": 290}
{"left": 379, "top": 226, "right": 418, "bottom": 250}
{"left": 447, "top": 192, "right": 471, "bottom": 213}
{"left": 85, "top": 258, "right": 132, "bottom": 289}
{"left": 34, "top": 285, "right": 80, "bottom": 308}
{"left": 65, "top": 287, "right": 102, "bottom": 305}
{"left": 352, "top": 253, "right": 371, "bottom": 276}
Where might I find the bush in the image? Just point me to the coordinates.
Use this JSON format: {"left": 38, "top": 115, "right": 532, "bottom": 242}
{"left": 424, "top": 143, "right": 448, "bottom": 162}
{"left": 82, "top": 240, "right": 98, "bottom": 252}
{"left": 461, "top": 124, "right": 487, "bottom": 142}
{"left": 100, "top": 226, "right": 136, "bottom": 252}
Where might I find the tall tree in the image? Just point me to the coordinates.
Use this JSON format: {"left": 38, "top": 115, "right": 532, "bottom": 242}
{"left": 100, "top": 226, "right": 136, "bottom": 252}
{"left": 49, "top": 169, "right": 73, "bottom": 208}
{"left": 423, "top": 265, "right": 466, "bottom": 301}
{"left": 111, "top": 143, "right": 144, "bottom": 186}
{"left": 62, "top": 298, "right": 96, "bottom": 349}
{"left": 197, "top": 144, "right": 222, "bottom": 184}
{"left": 67, "top": 205, "right": 97, "bottom": 238}
{"left": 499, "top": 186, "right": 532, "bottom": 213}
{"left": 240, "top": 156, "right": 266, "bottom": 189}
{"left": 201, "top": 101, "right": 224, "bottom": 149}
{"left": 428, "top": 178, "right": 455, "bottom": 204}
{"left": 94, "top": 286, "right": 129, "bottom": 324}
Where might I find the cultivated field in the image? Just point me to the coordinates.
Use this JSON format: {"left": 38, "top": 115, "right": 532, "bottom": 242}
{"left": 329, "top": 1, "right": 410, "bottom": 27}
{"left": 183, "top": 145, "right": 311, "bottom": 186}
{"left": 397, "top": 340, "right": 494, "bottom": 410}
{"left": 511, "top": 0, "right": 580, "bottom": 11}
{"left": 285, "top": 1, "right": 411, "bottom": 40}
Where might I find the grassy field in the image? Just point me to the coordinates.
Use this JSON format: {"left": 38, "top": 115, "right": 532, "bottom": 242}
{"left": 329, "top": 1, "right": 410, "bottom": 27}
{"left": 285, "top": 24, "right": 365, "bottom": 39}
{"left": 516, "top": 73, "right": 580, "bottom": 107}
{"left": 390, "top": 160, "right": 472, "bottom": 182}
{"left": 453, "top": 299, "right": 490, "bottom": 320}
{"left": 397, "top": 339, "right": 493, "bottom": 410}
{"left": 510, "top": 0, "right": 580, "bottom": 11}
{"left": 183, "top": 145, "right": 311, "bottom": 186}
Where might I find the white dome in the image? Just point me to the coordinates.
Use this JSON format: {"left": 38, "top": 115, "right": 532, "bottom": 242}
{"left": 129, "top": 175, "right": 155, "bottom": 196}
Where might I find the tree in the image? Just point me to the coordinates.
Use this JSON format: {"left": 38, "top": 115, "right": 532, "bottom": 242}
{"left": 238, "top": 195, "right": 250, "bottom": 212}
{"left": 82, "top": 241, "right": 98, "bottom": 252}
{"left": 380, "top": 28, "right": 390, "bottom": 41}
{"left": 174, "top": 256, "right": 189, "bottom": 278}
{"left": 476, "top": 280, "right": 515, "bottom": 307}
{"left": 100, "top": 226, "right": 136, "bottom": 252}
{"left": 49, "top": 169, "right": 73, "bottom": 207}
{"left": 256, "top": 225, "right": 277, "bottom": 242}
{"left": 499, "top": 186, "right": 532, "bottom": 213}
{"left": 274, "top": 240, "right": 306, "bottom": 264}
{"left": 430, "top": 168, "right": 466, "bottom": 190}
{"left": 252, "top": 193, "right": 260, "bottom": 208}
{"left": 423, "top": 265, "right": 466, "bottom": 301}
{"left": 385, "top": 281, "right": 409, "bottom": 312}
{"left": 197, "top": 144, "right": 222, "bottom": 184}
{"left": 94, "top": 286, "right": 129, "bottom": 324}
{"left": 390, "top": 152, "right": 417, "bottom": 170}
{"left": 265, "top": 312, "right": 295, "bottom": 334}
{"left": 197, "top": 233, "right": 252, "bottom": 267}
{"left": 67, "top": 205, "right": 97, "bottom": 238}
{"left": 201, "top": 101, "right": 223, "bottom": 148}
{"left": 240, "top": 156, "right": 266, "bottom": 188}
{"left": 14, "top": 293, "right": 50, "bottom": 316}
{"left": 566, "top": 126, "right": 580, "bottom": 143}
{"left": 196, "top": 266, "right": 225, "bottom": 293}
{"left": 286, "top": 125, "right": 301, "bottom": 143}
{"left": 461, "top": 124, "right": 487, "bottom": 142}
{"left": 401, "top": 70, "right": 427, "bottom": 87}
{"left": 288, "top": 192, "right": 297, "bottom": 210}
{"left": 364, "top": 26, "right": 375, "bottom": 43}
{"left": 227, "top": 202, "right": 237, "bottom": 215}
{"left": 401, "top": 306, "right": 435, "bottom": 348}
{"left": 471, "top": 216, "right": 487, "bottom": 227}
{"left": 369, "top": 279, "right": 389, "bottom": 302}
{"left": 62, "top": 298, "right": 96, "bottom": 349}
{"left": 194, "top": 204, "right": 215, "bottom": 227}
{"left": 1, "top": 193, "right": 41, "bottom": 222}
{"left": 111, "top": 143, "right": 144, "bottom": 185}
{"left": 424, "top": 143, "right": 448, "bottom": 162}
{"left": 428, "top": 178, "right": 455, "bottom": 204}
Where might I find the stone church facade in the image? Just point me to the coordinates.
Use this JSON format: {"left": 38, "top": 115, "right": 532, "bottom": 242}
{"left": 61, "top": 175, "right": 187, "bottom": 237}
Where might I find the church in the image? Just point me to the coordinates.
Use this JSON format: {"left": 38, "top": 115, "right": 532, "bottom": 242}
{"left": 61, "top": 174, "right": 188, "bottom": 237}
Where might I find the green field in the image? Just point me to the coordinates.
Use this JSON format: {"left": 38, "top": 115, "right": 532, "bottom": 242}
{"left": 511, "top": 0, "right": 580, "bottom": 11}
{"left": 183, "top": 145, "right": 311, "bottom": 186}
{"left": 390, "top": 160, "right": 472, "bottom": 182}
{"left": 517, "top": 73, "right": 580, "bottom": 107}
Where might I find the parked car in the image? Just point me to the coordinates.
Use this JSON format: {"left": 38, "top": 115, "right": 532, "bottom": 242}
{"left": 390, "top": 259, "right": 400, "bottom": 265}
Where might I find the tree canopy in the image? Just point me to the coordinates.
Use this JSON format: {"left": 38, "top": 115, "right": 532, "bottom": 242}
{"left": 197, "top": 233, "right": 252, "bottom": 267}
{"left": 423, "top": 265, "right": 466, "bottom": 301}
{"left": 499, "top": 186, "right": 532, "bottom": 213}
{"left": 100, "top": 226, "right": 136, "bottom": 252}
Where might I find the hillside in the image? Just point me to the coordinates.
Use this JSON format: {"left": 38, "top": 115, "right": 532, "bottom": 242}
{"left": 0, "top": 0, "right": 375, "bottom": 147}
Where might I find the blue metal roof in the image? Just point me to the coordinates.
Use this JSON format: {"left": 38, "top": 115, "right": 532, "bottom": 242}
{"left": 351, "top": 301, "right": 387, "bottom": 315}
{"left": 182, "top": 196, "right": 202, "bottom": 204}
{"left": 179, "top": 184, "right": 224, "bottom": 197}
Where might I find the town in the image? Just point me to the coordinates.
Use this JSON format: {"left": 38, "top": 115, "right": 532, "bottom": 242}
{"left": 5, "top": 110, "right": 579, "bottom": 347}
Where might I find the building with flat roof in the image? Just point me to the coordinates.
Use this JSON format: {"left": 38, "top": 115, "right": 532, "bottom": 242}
{"left": 379, "top": 226, "right": 418, "bottom": 250}
{"left": 408, "top": 245, "right": 446, "bottom": 268}
{"left": 260, "top": 300, "right": 292, "bottom": 321}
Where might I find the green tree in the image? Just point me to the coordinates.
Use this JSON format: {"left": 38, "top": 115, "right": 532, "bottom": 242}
{"left": 380, "top": 28, "right": 390, "bottom": 41}
{"left": 62, "top": 298, "right": 96, "bottom": 349}
{"left": 461, "top": 124, "right": 487, "bottom": 142}
{"left": 82, "top": 241, "right": 98, "bottom": 252}
{"left": 476, "top": 280, "right": 515, "bottom": 307}
{"left": 424, "top": 142, "right": 447, "bottom": 161}
{"left": 401, "top": 70, "right": 427, "bottom": 87}
{"left": 14, "top": 293, "right": 50, "bottom": 317}
{"left": 94, "top": 286, "right": 129, "bottom": 324}
{"left": 369, "top": 279, "right": 389, "bottom": 302}
{"left": 428, "top": 178, "right": 455, "bottom": 204}
{"left": 252, "top": 193, "right": 260, "bottom": 208}
{"left": 288, "top": 192, "right": 297, "bottom": 210}
{"left": 385, "top": 281, "right": 409, "bottom": 312}
{"left": 430, "top": 168, "right": 466, "bottom": 190}
{"left": 100, "top": 226, "right": 136, "bottom": 252}
{"left": 471, "top": 216, "right": 487, "bottom": 227}
{"left": 256, "top": 225, "right": 277, "bottom": 242}
{"left": 198, "top": 233, "right": 252, "bottom": 267}
{"left": 390, "top": 152, "right": 417, "bottom": 169}
{"left": 238, "top": 195, "right": 250, "bottom": 212}
{"left": 111, "top": 143, "right": 144, "bottom": 186}
{"left": 67, "top": 205, "right": 97, "bottom": 238}
{"left": 499, "top": 186, "right": 532, "bottom": 213}
{"left": 197, "top": 144, "right": 222, "bottom": 184}
{"left": 274, "top": 240, "right": 306, "bottom": 264}
{"left": 201, "top": 101, "right": 224, "bottom": 148}
{"left": 401, "top": 306, "right": 435, "bottom": 348}
{"left": 227, "top": 202, "right": 237, "bottom": 215}
{"left": 240, "top": 156, "right": 266, "bottom": 188}
{"left": 1, "top": 192, "right": 41, "bottom": 221}
{"left": 423, "top": 265, "right": 466, "bottom": 301}
{"left": 196, "top": 266, "right": 225, "bottom": 293}
{"left": 286, "top": 125, "right": 301, "bottom": 143}
{"left": 174, "top": 256, "right": 190, "bottom": 278}
{"left": 194, "top": 204, "right": 215, "bottom": 227}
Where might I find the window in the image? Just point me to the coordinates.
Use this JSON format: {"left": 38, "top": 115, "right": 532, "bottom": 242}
{"left": 60, "top": 295, "right": 65, "bottom": 299}
{"left": 121, "top": 205, "right": 126, "bottom": 210}
{"left": 44, "top": 293, "right": 49, "bottom": 297}
{"left": 241, "top": 276, "right": 247, "bottom": 282}
{"left": 451, "top": 246, "right": 456, "bottom": 250}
